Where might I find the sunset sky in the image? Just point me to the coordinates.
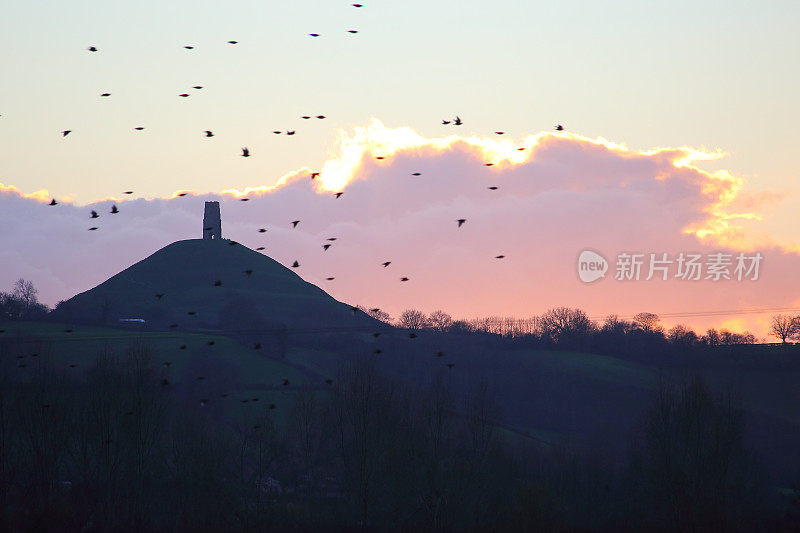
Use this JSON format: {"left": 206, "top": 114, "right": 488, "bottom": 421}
{"left": 2, "top": 0, "right": 799, "bottom": 336}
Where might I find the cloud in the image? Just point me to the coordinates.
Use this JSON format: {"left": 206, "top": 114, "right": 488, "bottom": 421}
{"left": 2, "top": 119, "right": 798, "bottom": 336}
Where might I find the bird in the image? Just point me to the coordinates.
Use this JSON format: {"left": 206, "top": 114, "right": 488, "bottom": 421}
{"left": 282, "top": 378, "right": 290, "bottom": 386}
{"left": 286, "top": 130, "right": 295, "bottom": 135}
{"left": 352, "top": 3, "right": 363, "bottom": 6}
{"left": 204, "top": 130, "right": 214, "bottom": 137}
{"left": 309, "top": 33, "right": 320, "bottom": 37}
{"left": 400, "top": 277, "right": 409, "bottom": 282}
{"left": 291, "top": 220, "right": 300, "bottom": 228}
{"left": 457, "top": 219, "right": 466, "bottom": 227}
{"left": 382, "top": 261, "right": 391, "bottom": 267}
{"left": 411, "top": 172, "right": 421, "bottom": 176}
{"left": 327, "top": 237, "right": 337, "bottom": 241}
{"left": 454, "top": 116, "right": 462, "bottom": 125}
{"left": 437, "top": 351, "right": 444, "bottom": 357}
{"left": 69, "top": 364, "right": 77, "bottom": 368}
{"left": 207, "top": 340, "right": 215, "bottom": 346}
{"left": 88, "top": 227, "right": 98, "bottom": 231}
{"left": 374, "top": 349, "right": 382, "bottom": 354}
{"left": 517, "top": 147, "right": 526, "bottom": 151}
{"left": 62, "top": 130, "right": 71, "bottom": 136}
{"left": 291, "top": 261, "right": 300, "bottom": 268}
{"left": 134, "top": 126, "right": 144, "bottom": 131}
{"left": 316, "top": 115, "right": 326, "bottom": 119}
{"left": 555, "top": 124, "right": 564, "bottom": 131}
{"left": 335, "top": 192, "right": 343, "bottom": 198}
{"left": 253, "top": 342, "right": 261, "bottom": 349}
{"left": 187, "top": 311, "right": 196, "bottom": 315}
{"left": 179, "top": 345, "right": 187, "bottom": 350}
{"left": 488, "top": 186, "right": 498, "bottom": 190}
{"left": 227, "top": 40, "right": 238, "bottom": 44}
{"left": 495, "top": 131, "right": 504, "bottom": 135}
{"left": 441, "top": 120, "right": 450, "bottom": 125}
{"left": 256, "top": 247, "right": 265, "bottom": 251}
{"left": 301, "top": 116, "right": 311, "bottom": 119}
{"left": 495, "top": 255, "right": 505, "bottom": 259}
{"left": 251, "top": 398, "right": 259, "bottom": 402}
{"left": 155, "top": 293, "right": 164, "bottom": 299}
{"left": 48, "top": 199, "right": 57, "bottom": 206}
{"left": 220, "top": 393, "right": 229, "bottom": 398}
{"left": 88, "top": 46, "right": 98, "bottom": 52}
{"left": 240, "top": 198, "right": 249, "bottom": 201}
{"left": 184, "top": 45, "right": 194, "bottom": 49}
{"left": 372, "top": 332, "right": 381, "bottom": 338}
{"left": 323, "top": 244, "right": 331, "bottom": 251}
{"left": 179, "top": 93, "right": 189, "bottom": 97}
{"left": 409, "top": 333, "right": 417, "bottom": 339}
{"left": 100, "top": 93, "right": 111, "bottom": 97}
{"left": 273, "top": 131, "right": 282, "bottom": 134}
{"left": 484, "top": 163, "right": 494, "bottom": 166}
{"left": 193, "top": 86, "right": 203, "bottom": 89}
{"left": 214, "top": 280, "right": 222, "bottom": 287}
{"left": 161, "top": 379, "right": 170, "bottom": 386}
{"left": 110, "top": 205, "right": 119, "bottom": 214}
{"left": 241, "top": 147, "right": 250, "bottom": 157}
{"left": 347, "top": 30, "right": 359, "bottom": 34}
{"left": 258, "top": 228, "right": 267, "bottom": 234}
{"left": 64, "top": 329, "right": 73, "bottom": 333}
{"left": 376, "top": 156, "right": 385, "bottom": 160}
{"left": 244, "top": 269, "right": 253, "bottom": 276}
{"left": 90, "top": 210, "right": 98, "bottom": 218}
{"left": 126, "top": 411, "right": 134, "bottom": 415}
{"left": 310, "top": 172, "right": 320, "bottom": 179}
{"left": 123, "top": 191, "right": 133, "bottom": 194}
{"left": 446, "top": 363, "right": 455, "bottom": 369}
{"left": 326, "top": 277, "right": 335, "bottom": 281}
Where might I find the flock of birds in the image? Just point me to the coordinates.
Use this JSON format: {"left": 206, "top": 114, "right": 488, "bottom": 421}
{"left": 13, "top": 2, "right": 570, "bottom": 414}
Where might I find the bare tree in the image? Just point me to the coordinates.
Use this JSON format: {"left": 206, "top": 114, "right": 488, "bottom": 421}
{"left": 539, "top": 307, "right": 595, "bottom": 345}
{"left": 769, "top": 314, "right": 799, "bottom": 344}
{"left": 633, "top": 312, "right": 663, "bottom": 333}
{"left": 398, "top": 309, "right": 429, "bottom": 330}
{"left": 667, "top": 324, "right": 699, "bottom": 347}
{"left": 428, "top": 310, "right": 453, "bottom": 332}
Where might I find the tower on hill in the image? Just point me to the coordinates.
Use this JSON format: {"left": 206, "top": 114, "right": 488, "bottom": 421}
{"left": 203, "top": 201, "right": 222, "bottom": 240}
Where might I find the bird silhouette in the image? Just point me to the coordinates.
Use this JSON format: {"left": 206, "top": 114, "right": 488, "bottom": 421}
{"left": 454, "top": 116, "right": 462, "bottom": 125}
{"left": 286, "top": 130, "right": 295, "bottom": 135}
{"left": 256, "top": 247, "right": 265, "bottom": 251}
{"left": 62, "top": 130, "right": 71, "bottom": 136}
{"left": 325, "top": 379, "right": 334, "bottom": 385}
{"left": 485, "top": 163, "right": 494, "bottom": 166}
{"left": 347, "top": 30, "right": 359, "bottom": 34}
{"left": 179, "top": 93, "right": 190, "bottom": 97}
{"left": 221, "top": 393, "right": 229, "bottom": 398}
{"left": 69, "top": 363, "right": 77, "bottom": 368}
{"left": 258, "top": 228, "right": 267, "bottom": 233}
{"left": 163, "top": 361, "right": 172, "bottom": 367}
{"left": 123, "top": 191, "right": 133, "bottom": 194}
{"left": 251, "top": 398, "right": 259, "bottom": 402}
{"left": 268, "top": 403, "right": 276, "bottom": 409}
{"left": 90, "top": 210, "right": 98, "bottom": 218}
{"left": 64, "top": 328, "right": 73, "bottom": 333}
{"left": 291, "top": 260, "right": 300, "bottom": 268}
{"left": 193, "top": 86, "right": 203, "bottom": 89}
{"left": 400, "top": 277, "right": 409, "bottom": 282}
{"left": 374, "top": 349, "right": 382, "bottom": 354}
{"left": 161, "top": 379, "right": 169, "bottom": 386}
{"left": 244, "top": 269, "right": 253, "bottom": 275}
{"left": 204, "top": 130, "right": 214, "bottom": 137}
{"left": 372, "top": 332, "right": 381, "bottom": 338}
{"left": 214, "top": 280, "right": 222, "bottom": 286}
{"left": 88, "top": 227, "right": 98, "bottom": 231}
{"left": 323, "top": 244, "right": 332, "bottom": 250}
{"left": 327, "top": 237, "right": 337, "bottom": 241}
{"left": 240, "top": 198, "right": 249, "bottom": 201}
{"left": 169, "top": 324, "right": 178, "bottom": 328}
{"left": 301, "top": 116, "right": 311, "bottom": 119}
{"left": 111, "top": 205, "right": 119, "bottom": 214}
{"left": 382, "top": 261, "right": 391, "bottom": 267}
{"left": 155, "top": 293, "right": 164, "bottom": 299}
{"left": 326, "top": 277, "right": 335, "bottom": 280}
{"left": 411, "top": 172, "right": 421, "bottom": 176}
{"left": 100, "top": 93, "right": 111, "bottom": 97}
{"left": 179, "top": 345, "right": 187, "bottom": 350}
{"left": 488, "top": 186, "right": 498, "bottom": 190}
{"left": 197, "top": 376, "right": 206, "bottom": 380}
{"left": 441, "top": 120, "right": 450, "bottom": 125}
{"left": 310, "top": 172, "right": 319, "bottom": 179}
{"left": 457, "top": 219, "right": 466, "bottom": 227}
{"left": 88, "top": 46, "right": 98, "bottom": 52}
{"left": 227, "top": 40, "right": 238, "bottom": 44}
{"left": 517, "top": 147, "right": 526, "bottom": 151}
{"left": 446, "top": 363, "right": 455, "bottom": 369}
{"left": 241, "top": 147, "right": 250, "bottom": 157}
{"left": 352, "top": 3, "right": 363, "bottom": 6}
{"left": 555, "top": 124, "right": 564, "bottom": 131}
{"left": 495, "top": 255, "right": 505, "bottom": 259}
{"left": 495, "top": 131, "right": 504, "bottom": 135}
{"left": 184, "top": 45, "right": 194, "bottom": 49}
{"left": 409, "top": 333, "right": 417, "bottom": 339}
{"left": 282, "top": 378, "right": 290, "bottom": 386}
{"left": 335, "top": 192, "right": 343, "bottom": 198}
{"left": 376, "top": 156, "right": 385, "bottom": 160}
{"left": 437, "top": 351, "right": 444, "bottom": 357}
{"left": 291, "top": 220, "right": 300, "bottom": 228}
{"left": 134, "top": 126, "right": 144, "bottom": 130}
{"left": 316, "top": 115, "right": 326, "bottom": 119}
{"left": 187, "top": 311, "right": 196, "bottom": 315}
{"left": 253, "top": 342, "right": 262, "bottom": 349}
{"left": 273, "top": 131, "right": 282, "bottom": 134}
{"left": 200, "top": 400, "right": 208, "bottom": 407}
{"left": 309, "top": 33, "right": 320, "bottom": 37}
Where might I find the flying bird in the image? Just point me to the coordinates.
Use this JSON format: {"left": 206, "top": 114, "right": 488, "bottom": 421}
{"left": 286, "top": 130, "right": 295, "bottom": 135}
{"left": 258, "top": 228, "right": 267, "bottom": 233}
{"left": 309, "top": 33, "right": 320, "bottom": 37}
{"left": 62, "top": 130, "right": 71, "bottom": 136}
{"left": 155, "top": 293, "right": 164, "bottom": 299}
{"left": 178, "top": 192, "right": 187, "bottom": 196}
{"left": 517, "top": 147, "right": 526, "bottom": 151}
{"left": 310, "top": 172, "right": 319, "bottom": 179}
{"left": 214, "top": 280, "right": 222, "bottom": 286}
{"left": 291, "top": 261, "right": 300, "bottom": 268}
{"left": 179, "top": 345, "right": 187, "bottom": 350}
{"left": 436, "top": 351, "right": 444, "bottom": 357}
{"left": 411, "top": 172, "right": 421, "bottom": 176}
{"left": 400, "top": 277, "right": 409, "bottom": 282}
{"left": 134, "top": 126, "right": 144, "bottom": 130}
{"left": 441, "top": 120, "right": 450, "bottom": 125}
{"left": 347, "top": 30, "right": 359, "bottom": 34}
{"left": 282, "top": 378, "right": 290, "bottom": 386}
{"left": 323, "top": 244, "right": 332, "bottom": 250}
{"left": 257, "top": 247, "right": 265, "bottom": 251}
{"left": 456, "top": 219, "right": 466, "bottom": 227}
{"left": 316, "top": 115, "right": 326, "bottom": 119}
{"left": 301, "top": 116, "right": 311, "bottom": 119}
{"left": 241, "top": 147, "right": 250, "bottom": 157}
{"left": 454, "top": 116, "right": 462, "bottom": 125}
{"left": 100, "top": 93, "right": 111, "bottom": 97}
{"left": 88, "top": 46, "right": 98, "bottom": 52}
{"left": 88, "top": 227, "right": 98, "bottom": 231}
{"left": 204, "top": 130, "right": 214, "bottom": 137}
{"left": 376, "top": 156, "right": 385, "bottom": 160}
{"left": 207, "top": 341, "right": 215, "bottom": 346}
{"left": 193, "top": 86, "right": 203, "bottom": 89}
{"left": 110, "top": 205, "right": 119, "bottom": 214}
{"left": 49, "top": 199, "right": 57, "bottom": 206}
{"left": 555, "top": 124, "right": 564, "bottom": 131}
{"left": 352, "top": 3, "right": 363, "bottom": 6}
{"left": 179, "top": 93, "right": 190, "bottom": 97}
{"left": 446, "top": 363, "right": 455, "bottom": 369}
{"left": 244, "top": 269, "right": 253, "bottom": 275}
{"left": 90, "top": 210, "right": 98, "bottom": 218}
{"left": 240, "top": 198, "right": 249, "bottom": 201}
{"left": 253, "top": 342, "right": 261, "bottom": 349}
{"left": 382, "top": 261, "right": 391, "bottom": 267}
{"left": 325, "top": 379, "right": 333, "bottom": 385}
{"left": 273, "top": 131, "right": 281, "bottom": 134}
{"left": 495, "top": 255, "right": 505, "bottom": 259}
{"left": 291, "top": 220, "right": 300, "bottom": 228}
{"left": 335, "top": 192, "right": 343, "bottom": 198}
{"left": 227, "top": 40, "right": 238, "bottom": 44}
{"left": 484, "top": 163, "right": 494, "bottom": 166}
{"left": 327, "top": 237, "right": 337, "bottom": 241}
{"left": 488, "top": 186, "right": 498, "bottom": 190}
{"left": 326, "top": 277, "right": 334, "bottom": 280}
{"left": 184, "top": 45, "right": 194, "bottom": 49}
{"left": 187, "top": 311, "right": 196, "bottom": 315}
{"left": 123, "top": 191, "right": 133, "bottom": 194}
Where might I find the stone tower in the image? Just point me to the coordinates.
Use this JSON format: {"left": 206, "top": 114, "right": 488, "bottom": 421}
{"left": 203, "top": 201, "right": 222, "bottom": 240}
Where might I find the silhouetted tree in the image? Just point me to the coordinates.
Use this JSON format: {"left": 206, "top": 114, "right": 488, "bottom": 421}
{"left": 769, "top": 314, "right": 799, "bottom": 344}
{"left": 428, "top": 310, "right": 453, "bottom": 332}
{"left": 398, "top": 309, "right": 428, "bottom": 330}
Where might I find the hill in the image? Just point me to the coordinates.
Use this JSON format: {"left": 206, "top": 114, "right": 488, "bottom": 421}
{"left": 51, "top": 238, "right": 374, "bottom": 332}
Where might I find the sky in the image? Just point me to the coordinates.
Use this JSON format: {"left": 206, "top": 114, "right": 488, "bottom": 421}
{"left": 1, "top": 0, "right": 799, "bottom": 336}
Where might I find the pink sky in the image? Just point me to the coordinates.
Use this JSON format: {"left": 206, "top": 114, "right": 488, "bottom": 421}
{"left": 2, "top": 121, "right": 798, "bottom": 338}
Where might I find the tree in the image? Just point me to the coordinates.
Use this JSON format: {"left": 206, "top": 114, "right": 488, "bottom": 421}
{"left": 428, "top": 310, "right": 453, "bottom": 332}
{"left": 633, "top": 312, "right": 663, "bottom": 333}
{"left": 539, "top": 307, "right": 595, "bottom": 346}
{"left": 769, "top": 314, "right": 799, "bottom": 344}
{"left": 358, "top": 306, "right": 392, "bottom": 324}
{"left": 398, "top": 309, "right": 428, "bottom": 330}
{"left": 667, "top": 324, "right": 699, "bottom": 347}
